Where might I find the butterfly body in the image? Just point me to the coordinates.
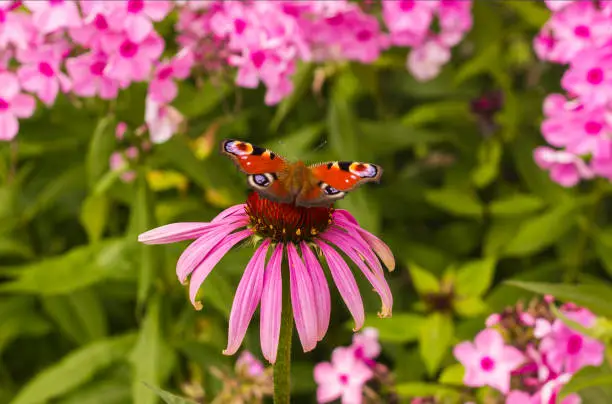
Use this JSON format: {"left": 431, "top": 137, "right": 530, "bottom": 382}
{"left": 222, "top": 139, "right": 382, "bottom": 207}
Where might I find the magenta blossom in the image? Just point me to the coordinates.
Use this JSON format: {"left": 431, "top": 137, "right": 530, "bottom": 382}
{"left": 351, "top": 327, "right": 381, "bottom": 365}
{"left": 144, "top": 96, "right": 184, "bottom": 144}
{"left": 539, "top": 308, "right": 604, "bottom": 374}
{"left": 138, "top": 192, "right": 394, "bottom": 363}
{"left": 102, "top": 31, "right": 164, "bottom": 83}
{"left": 16, "top": 44, "right": 71, "bottom": 106}
{"left": 0, "top": 72, "right": 36, "bottom": 141}
{"left": 235, "top": 351, "right": 265, "bottom": 378}
{"left": 107, "top": 0, "right": 172, "bottom": 43}
{"left": 66, "top": 52, "right": 122, "bottom": 100}
{"left": 533, "top": 147, "right": 594, "bottom": 187}
{"left": 454, "top": 329, "right": 525, "bottom": 394}
{"left": 148, "top": 47, "right": 194, "bottom": 103}
{"left": 23, "top": 0, "right": 81, "bottom": 34}
{"left": 314, "top": 346, "right": 374, "bottom": 404}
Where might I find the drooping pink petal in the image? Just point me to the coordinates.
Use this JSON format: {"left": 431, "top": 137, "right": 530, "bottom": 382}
{"left": 287, "top": 243, "right": 318, "bottom": 352}
{"left": 321, "top": 231, "right": 393, "bottom": 318}
{"left": 224, "top": 240, "right": 269, "bottom": 356}
{"left": 260, "top": 243, "right": 283, "bottom": 363}
{"left": 327, "top": 226, "right": 383, "bottom": 278}
{"left": 300, "top": 242, "right": 331, "bottom": 341}
{"left": 176, "top": 219, "right": 247, "bottom": 283}
{"left": 188, "top": 229, "right": 252, "bottom": 308}
{"left": 316, "top": 240, "right": 365, "bottom": 331}
{"left": 138, "top": 217, "right": 246, "bottom": 244}
{"left": 334, "top": 212, "right": 395, "bottom": 271}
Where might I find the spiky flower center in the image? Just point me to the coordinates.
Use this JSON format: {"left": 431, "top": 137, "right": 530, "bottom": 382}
{"left": 245, "top": 192, "right": 333, "bottom": 243}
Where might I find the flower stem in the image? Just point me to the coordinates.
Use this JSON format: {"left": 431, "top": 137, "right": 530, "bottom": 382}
{"left": 274, "top": 260, "right": 293, "bottom": 404}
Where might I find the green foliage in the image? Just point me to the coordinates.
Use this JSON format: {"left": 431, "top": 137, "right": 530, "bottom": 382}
{"left": 3, "top": 2, "right": 612, "bottom": 403}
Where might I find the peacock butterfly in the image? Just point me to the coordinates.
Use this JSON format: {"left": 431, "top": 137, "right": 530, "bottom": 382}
{"left": 221, "top": 139, "right": 382, "bottom": 207}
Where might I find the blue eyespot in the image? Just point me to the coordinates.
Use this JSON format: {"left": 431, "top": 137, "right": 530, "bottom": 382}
{"left": 324, "top": 185, "right": 340, "bottom": 195}
{"left": 253, "top": 174, "right": 270, "bottom": 186}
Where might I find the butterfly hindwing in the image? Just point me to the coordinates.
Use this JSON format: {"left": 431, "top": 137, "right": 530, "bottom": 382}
{"left": 221, "top": 139, "right": 292, "bottom": 203}
{"left": 297, "top": 161, "right": 382, "bottom": 206}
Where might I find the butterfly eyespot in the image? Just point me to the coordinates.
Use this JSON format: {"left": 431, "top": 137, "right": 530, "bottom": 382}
{"left": 324, "top": 185, "right": 341, "bottom": 195}
{"left": 225, "top": 140, "right": 253, "bottom": 156}
{"left": 349, "top": 162, "right": 378, "bottom": 178}
{"left": 249, "top": 173, "right": 273, "bottom": 188}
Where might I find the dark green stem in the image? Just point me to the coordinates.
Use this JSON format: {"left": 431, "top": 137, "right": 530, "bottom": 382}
{"left": 274, "top": 260, "right": 293, "bottom": 404}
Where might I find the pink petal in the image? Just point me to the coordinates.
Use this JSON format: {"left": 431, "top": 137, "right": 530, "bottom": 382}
{"left": 321, "top": 231, "right": 393, "bottom": 318}
{"left": 300, "top": 242, "right": 331, "bottom": 341}
{"left": 334, "top": 211, "right": 395, "bottom": 271}
{"left": 188, "top": 229, "right": 252, "bottom": 308}
{"left": 0, "top": 113, "right": 18, "bottom": 141}
{"left": 176, "top": 220, "right": 247, "bottom": 283}
{"left": 212, "top": 204, "right": 247, "bottom": 222}
{"left": 125, "top": 14, "right": 153, "bottom": 43}
{"left": 38, "top": 77, "right": 59, "bottom": 106}
{"left": 223, "top": 240, "right": 269, "bottom": 356}
{"left": 0, "top": 72, "right": 19, "bottom": 99}
{"left": 329, "top": 225, "right": 383, "bottom": 278}
{"left": 10, "top": 94, "right": 36, "bottom": 118}
{"left": 314, "top": 361, "right": 335, "bottom": 383}
{"left": 474, "top": 329, "right": 504, "bottom": 354}
{"left": 138, "top": 221, "right": 232, "bottom": 244}
{"left": 287, "top": 243, "right": 318, "bottom": 352}
{"left": 260, "top": 243, "right": 283, "bottom": 363}
{"left": 316, "top": 240, "right": 365, "bottom": 331}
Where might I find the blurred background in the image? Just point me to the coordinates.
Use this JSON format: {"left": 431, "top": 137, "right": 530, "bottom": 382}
{"left": 1, "top": 1, "right": 611, "bottom": 403}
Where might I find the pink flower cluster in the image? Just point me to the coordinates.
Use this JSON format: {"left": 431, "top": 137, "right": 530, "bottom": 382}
{"left": 0, "top": 0, "right": 474, "bottom": 143}
{"left": 534, "top": 0, "right": 612, "bottom": 186}
{"left": 314, "top": 328, "right": 381, "bottom": 404}
{"left": 454, "top": 299, "right": 604, "bottom": 404}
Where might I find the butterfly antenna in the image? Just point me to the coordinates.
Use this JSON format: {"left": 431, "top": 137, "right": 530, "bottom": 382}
{"left": 314, "top": 139, "right": 328, "bottom": 152}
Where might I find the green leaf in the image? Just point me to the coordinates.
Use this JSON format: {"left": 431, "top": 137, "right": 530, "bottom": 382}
{"left": 143, "top": 383, "right": 197, "bottom": 404}
{"left": 489, "top": 194, "right": 546, "bottom": 217}
{"left": 80, "top": 194, "right": 109, "bottom": 243}
{"left": 425, "top": 188, "right": 483, "bottom": 218}
{"left": 11, "top": 333, "right": 136, "bottom": 404}
{"left": 270, "top": 63, "right": 314, "bottom": 131}
{"left": 42, "top": 289, "right": 108, "bottom": 345}
{"left": 336, "top": 189, "right": 380, "bottom": 234}
{"left": 200, "top": 271, "right": 233, "bottom": 318}
{"left": 507, "top": 281, "right": 612, "bottom": 317}
{"left": 560, "top": 365, "right": 612, "bottom": 401}
{"left": 395, "top": 382, "right": 460, "bottom": 399}
{"left": 0, "top": 297, "right": 50, "bottom": 354}
{"left": 438, "top": 363, "right": 465, "bottom": 386}
{"left": 264, "top": 123, "right": 324, "bottom": 162}
{"left": 594, "top": 227, "right": 612, "bottom": 278}
{"left": 129, "top": 297, "right": 175, "bottom": 404}
{"left": 129, "top": 175, "right": 160, "bottom": 306}
{"left": 86, "top": 115, "right": 116, "bottom": 189}
{"left": 173, "top": 80, "right": 230, "bottom": 119}
{"left": 328, "top": 81, "right": 358, "bottom": 158}
{"left": 453, "top": 296, "right": 489, "bottom": 317}
{"left": 502, "top": 203, "right": 577, "bottom": 257}
{"left": 455, "top": 258, "right": 497, "bottom": 297}
{"left": 363, "top": 313, "right": 424, "bottom": 343}
{"left": 471, "top": 138, "right": 502, "bottom": 188}
{"left": 419, "top": 313, "right": 454, "bottom": 376}
{"left": 58, "top": 380, "right": 131, "bottom": 404}
{"left": 401, "top": 101, "right": 470, "bottom": 127}
{"left": 503, "top": 1, "right": 550, "bottom": 28}
{"left": 0, "top": 239, "right": 138, "bottom": 295}
{"left": 408, "top": 263, "right": 440, "bottom": 295}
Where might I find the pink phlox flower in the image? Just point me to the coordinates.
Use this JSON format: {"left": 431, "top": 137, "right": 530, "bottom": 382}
{"left": 334, "top": 10, "right": 388, "bottom": 64}
{"left": 0, "top": 71, "right": 36, "bottom": 141}
{"left": 16, "top": 43, "right": 71, "bottom": 106}
{"left": 533, "top": 147, "right": 594, "bottom": 187}
{"left": 144, "top": 96, "right": 184, "bottom": 144}
{"left": 106, "top": 0, "right": 172, "bottom": 43}
{"left": 235, "top": 351, "right": 265, "bottom": 378}
{"left": 539, "top": 308, "right": 604, "bottom": 374}
{"left": 148, "top": 47, "right": 194, "bottom": 103}
{"left": 548, "top": 1, "right": 612, "bottom": 63}
{"left": 314, "top": 346, "right": 373, "bottom": 404}
{"left": 351, "top": 327, "right": 380, "bottom": 365}
{"left": 23, "top": 0, "right": 81, "bottom": 34}
{"left": 66, "top": 52, "right": 122, "bottom": 99}
{"left": 115, "top": 121, "right": 127, "bottom": 140}
{"left": 407, "top": 39, "right": 451, "bottom": 82}
{"left": 540, "top": 373, "right": 582, "bottom": 404}
{"left": 485, "top": 313, "right": 501, "bottom": 327}
{"left": 534, "top": 22, "right": 563, "bottom": 62}
{"left": 69, "top": 4, "right": 116, "bottom": 49}
{"left": 102, "top": 31, "right": 164, "bottom": 83}
{"left": 0, "top": 4, "right": 32, "bottom": 50}
{"left": 506, "top": 390, "right": 537, "bottom": 404}
{"left": 453, "top": 328, "right": 525, "bottom": 394}
{"left": 109, "top": 147, "right": 138, "bottom": 183}
{"left": 544, "top": 0, "right": 576, "bottom": 12}
{"left": 382, "top": 0, "right": 437, "bottom": 47}
{"left": 534, "top": 318, "right": 553, "bottom": 339}
{"left": 436, "top": 0, "right": 473, "bottom": 47}
{"left": 561, "top": 46, "right": 612, "bottom": 107}
{"left": 208, "top": 0, "right": 253, "bottom": 49}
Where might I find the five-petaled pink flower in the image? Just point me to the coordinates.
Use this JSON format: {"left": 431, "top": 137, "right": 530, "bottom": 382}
{"left": 102, "top": 31, "right": 164, "bottom": 83}
{"left": 539, "top": 308, "right": 604, "bottom": 374}
{"left": 148, "top": 47, "right": 194, "bottom": 103}
{"left": 107, "top": 0, "right": 172, "bottom": 43}
{"left": 0, "top": 72, "right": 36, "bottom": 141}
{"left": 66, "top": 52, "right": 122, "bottom": 99}
{"left": 454, "top": 328, "right": 525, "bottom": 394}
{"left": 23, "top": 0, "right": 81, "bottom": 34}
{"left": 17, "top": 44, "right": 71, "bottom": 106}
{"left": 138, "top": 191, "right": 394, "bottom": 363}
{"left": 314, "top": 346, "right": 374, "bottom": 404}
{"left": 351, "top": 327, "right": 381, "bottom": 366}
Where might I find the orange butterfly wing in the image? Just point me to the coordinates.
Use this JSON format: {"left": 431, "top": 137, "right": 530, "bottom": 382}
{"left": 294, "top": 161, "right": 383, "bottom": 207}
{"left": 221, "top": 139, "right": 292, "bottom": 203}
